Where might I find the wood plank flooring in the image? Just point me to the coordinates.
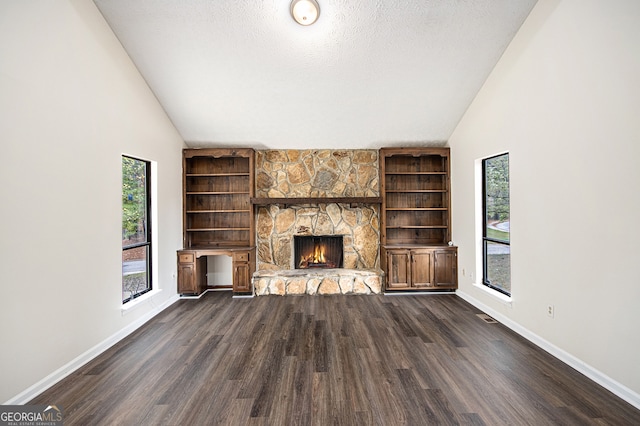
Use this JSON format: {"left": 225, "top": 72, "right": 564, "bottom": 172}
{"left": 31, "top": 292, "right": 640, "bottom": 425}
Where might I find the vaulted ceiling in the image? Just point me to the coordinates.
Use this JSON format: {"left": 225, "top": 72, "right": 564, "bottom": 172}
{"left": 94, "top": 0, "right": 537, "bottom": 149}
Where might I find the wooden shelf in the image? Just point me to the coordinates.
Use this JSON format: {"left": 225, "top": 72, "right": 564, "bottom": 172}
{"left": 385, "top": 171, "right": 447, "bottom": 175}
{"left": 251, "top": 197, "right": 382, "bottom": 206}
{"left": 187, "top": 228, "right": 251, "bottom": 232}
{"left": 384, "top": 243, "right": 452, "bottom": 248}
{"left": 187, "top": 210, "right": 251, "bottom": 214}
{"left": 385, "top": 208, "right": 448, "bottom": 211}
{"left": 385, "top": 189, "right": 447, "bottom": 193}
{"left": 186, "top": 173, "right": 250, "bottom": 177}
{"left": 186, "top": 191, "right": 250, "bottom": 195}
{"left": 386, "top": 225, "right": 449, "bottom": 229}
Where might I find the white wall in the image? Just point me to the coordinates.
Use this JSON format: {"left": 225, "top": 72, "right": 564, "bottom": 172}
{"left": 0, "top": 1, "right": 184, "bottom": 403}
{"left": 450, "top": 0, "right": 640, "bottom": 403}
{"left": 207, "top": 256, "right": 233, "bottom": 286}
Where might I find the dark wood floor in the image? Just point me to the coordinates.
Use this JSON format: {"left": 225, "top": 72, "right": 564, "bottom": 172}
{"left": 32, "top": 292, "right": 640, "bottom": 425}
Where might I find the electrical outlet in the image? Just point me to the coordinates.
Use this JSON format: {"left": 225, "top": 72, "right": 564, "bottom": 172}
{"left": 469, "top": 271, "right": 474, "bottom": 281}
{"left": 547, "top": 304, "right": 554, "bottom": 318}
{"left": 462, "top": 268, "right": 466, "bottom": 277}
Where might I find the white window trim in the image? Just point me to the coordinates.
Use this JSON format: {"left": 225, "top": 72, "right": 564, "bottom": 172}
{"left": 121, "top": 288, "right": 163, "bottom": 314}
{"left": 121, "top": 156, "right": 159, "bottom": 307}
{"left": 475, "top": 153, "right": 512, "bottom": 302}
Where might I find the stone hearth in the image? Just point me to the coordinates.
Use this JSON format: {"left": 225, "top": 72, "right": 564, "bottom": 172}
{"left": 253, "top": 268, "right": 382, "bottom": 296}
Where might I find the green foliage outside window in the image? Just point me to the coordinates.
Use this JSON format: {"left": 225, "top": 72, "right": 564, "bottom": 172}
{"left": 122, "top": 156, "right": 151, "bottom": 302}
{"left": 122, "top": 156, "right": 147, "bottom": 243}
{"left": 483, "top": 153, "right": 510, "bottom": 295}
{"left": 484, "top": 154, "right": 510, "bottom": 234}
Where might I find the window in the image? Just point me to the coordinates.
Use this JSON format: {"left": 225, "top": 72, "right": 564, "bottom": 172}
{"left": 482, "top": 153, "right": 510, "bottom": 296}
{"left": 122, "top": 156, "right": 151, "bottom": 303}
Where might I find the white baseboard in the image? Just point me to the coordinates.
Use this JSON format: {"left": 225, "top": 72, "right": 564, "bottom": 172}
{"left": 4, "top": 294, "right": 180, "bottom": 405}
{"left": 456, "top": 290, "right": 640, "bottom": 411}
{"left": 384, "top": 291, "right": 456, "bottom": 296}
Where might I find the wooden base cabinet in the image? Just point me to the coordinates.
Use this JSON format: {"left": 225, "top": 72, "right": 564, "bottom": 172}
{"left": 384, "top": 246, "right": 457, "bottom": 290}
{"left": 232, "top": 250, "right": 254, "bottom": 294}
{"left": 177, "top": 252, "right": 207, "bottom": 295}
{"left": 177, "top": 248, "right": 255, "bottom": 296}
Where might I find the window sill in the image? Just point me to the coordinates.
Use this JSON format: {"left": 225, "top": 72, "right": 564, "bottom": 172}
{"left": 121, "top": 289, "right": 162, "bottom": 315}
{"left": 472, "top": 282, "right": 512, "bottom": 306}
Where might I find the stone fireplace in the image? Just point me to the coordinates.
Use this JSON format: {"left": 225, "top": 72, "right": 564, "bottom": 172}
{"left": 252, "top": 150, "right": 383, "bottom": 295}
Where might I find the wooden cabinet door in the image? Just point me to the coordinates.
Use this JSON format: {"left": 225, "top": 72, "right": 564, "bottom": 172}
{"left": 232, "top": 251, "right": 253, "bottom": 293}
{"left": 434, "top": 249, "right": 457, "bottom": 288}
{"left": 386, "top": 250, "right": 411, "bottom": 289}
{"left": 233, "top": 262, "right": 251, "bottom": 293}
{"left": 178, "top": 263, "right": 196, "bottom": 294}
{"left": 411, "top": 251, "right": 433, "bottom": 288}
{"left": 178, "top": 251, "right": 206, "bottom": 295}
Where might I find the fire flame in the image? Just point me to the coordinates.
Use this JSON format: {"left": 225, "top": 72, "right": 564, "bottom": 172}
{"left": 299, "top": 243, "right": 333, "bottom": 268}
{"left": 313, "top": 244, "right": 325, "bottom": 263}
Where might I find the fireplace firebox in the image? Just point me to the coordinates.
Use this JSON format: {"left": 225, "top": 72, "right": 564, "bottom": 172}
{"left": 294, "top": 235, "right": 343, "bottom": 269}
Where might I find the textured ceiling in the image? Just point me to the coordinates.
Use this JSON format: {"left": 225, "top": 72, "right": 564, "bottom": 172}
{"left": 93, "top": 0, "right": 537, "bottom": 149}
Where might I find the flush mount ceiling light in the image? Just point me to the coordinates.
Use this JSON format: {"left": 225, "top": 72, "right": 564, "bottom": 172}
{"left": 290, "top": 0, "right": 320, "bottom": 26}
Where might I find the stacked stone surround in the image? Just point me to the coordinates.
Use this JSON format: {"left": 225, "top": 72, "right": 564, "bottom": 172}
{"left": 255, "top": 149, "right": 379, "bottom": 198}
{"left": 253, "top": 149, "right": 383, "bottom": 295}
{"left": 256, "top": 203, "right": 380, "bottom": 271}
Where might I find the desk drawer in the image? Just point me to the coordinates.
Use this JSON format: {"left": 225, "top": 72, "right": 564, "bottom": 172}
{"left": 178, "top": 252, "right": 194, "bottom": 264}
{"left": 233, "top": 252, "right": 249, "bottom": 262}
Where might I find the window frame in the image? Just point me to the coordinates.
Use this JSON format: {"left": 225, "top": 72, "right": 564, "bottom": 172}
{"left": 122, "top": 155, "right": 152, "bottom": 303}
{"left": 481, "top": 153, "right": 511, "bottom": 297}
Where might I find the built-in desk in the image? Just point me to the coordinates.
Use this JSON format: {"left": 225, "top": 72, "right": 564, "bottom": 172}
{"left": 177, "top": 247, "right": 255, "bottom": 296}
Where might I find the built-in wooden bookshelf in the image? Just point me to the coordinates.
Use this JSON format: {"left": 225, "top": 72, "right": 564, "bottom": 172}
{"left": 178, "top": 148, "right": 256, "bottom": 296}
{"left": 381, "top": 148, "right": 451, "bottom": 245}
{"left": 380, "top": 147, "right": 457, "bottom": 291}
{"left": 183, "top": 148, "right": 255, "bottom": 248}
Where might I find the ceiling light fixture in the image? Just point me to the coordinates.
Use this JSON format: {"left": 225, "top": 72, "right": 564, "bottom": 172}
{"left": 290, "top": 0, "right": 320, "bottom": 26}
